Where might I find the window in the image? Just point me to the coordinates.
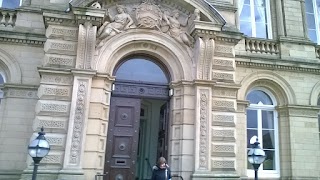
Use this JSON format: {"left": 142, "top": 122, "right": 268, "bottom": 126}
{"left": 0, "top": 0, "right": 21, "bottom": 9}
{"left": 239, "top": 0, "right": 272, "bottom": 39}
{"left": 246, "top": 89, "right": 279, "bottom": 177}
{"left": 305, "top": 0, "right": 320, "bottom": 44}
{"left": 114, "top": 56, "right": 169, "bottom": 84}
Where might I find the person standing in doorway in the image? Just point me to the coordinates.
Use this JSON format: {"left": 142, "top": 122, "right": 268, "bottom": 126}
{"left": 151, "top": 157, "right": 172, "bottom": 180}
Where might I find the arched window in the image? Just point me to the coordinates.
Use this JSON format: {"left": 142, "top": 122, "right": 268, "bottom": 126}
{"left": 238, "top": 0, "right": 273, "bottom": 39}
{"left": 246, "top": 89, "right": 279, "bottom": 177}
{"left": 114, "top": 56, "right": 169, "bottom": 84}
{"left": 0, "top": 0, "right": 21, "bottom": 9}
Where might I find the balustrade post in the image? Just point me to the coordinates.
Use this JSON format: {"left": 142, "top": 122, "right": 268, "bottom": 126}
{"left": 0, "top": 12, "right": 7, "bottom": 26}
{"left": 7, "top": 12, "right": 14, "bottom": 27}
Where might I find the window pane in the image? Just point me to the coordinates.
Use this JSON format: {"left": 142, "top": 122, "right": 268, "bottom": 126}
{"left": 255, "top": 22, "right": 267, "bottom": 38}
{"left": 2, "top": 0, "right": 20, "bottom": 9}
{"left": 254, "top": 2, "right": 266, "bottom": 23}
{"left": 262, "top": 111, "right": 274, "bottom": 129}
{"left": 308, "top": 29, "right": 317, "bottom": 42}
{"left": 247, "top": 129, "right": 258, "bottom": 148}
{"left": 305, "top": 0, "right": 314, "bottom": 13}
{"left": 115, "top": 58, "right": 168, "bottom": 84}
{"left": 240, "top": 21, "right": 252, "bottom": 37}
{"left": 246, "top": 90, "right": 273, "bottom": 105}
{"left": 317, "top": 96, "right": 320, "bottom": 106}
{"left": 307, "top": 13, "right": 316, "bottom": 29}
{"left": 240, "top": 4, "right": 252, "bottom": 21}
{"left": 263, "top": 150, "right": 275, "bottom": 170}
{"left": 262, "top": 129, "right": 275, "bottom": 149}
{"left": 244, "top": 0, "right": 250, "bottom": 5}
{"left": 0, "top": 75, "right": 4, "bottom": 84}
{"left": 247, "top": 110, "right": 258, "bottom": 128}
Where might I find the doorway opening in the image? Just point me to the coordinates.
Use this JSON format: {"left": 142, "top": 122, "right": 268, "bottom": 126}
{"left": 104, "top": 56, "right": 171, "bottom": 180}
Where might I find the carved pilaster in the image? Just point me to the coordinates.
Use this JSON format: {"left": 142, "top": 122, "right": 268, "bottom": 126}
{"left": 76, "top": 23, "right": 97, "bottom": 69}
{"left": 194, "top": 85, "right": 212, "bottom": 172}
{"left": 60, "top": 70, "right": 95, "bottom": 178}
{"left": 195, "top": 37, "right": 215, "bottom": 80}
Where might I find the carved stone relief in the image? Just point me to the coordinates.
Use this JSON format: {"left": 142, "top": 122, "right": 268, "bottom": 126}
{"left": 96, "top": 0, "right": 195, "bottom": 48}
{"left": 199, "top": 90, "right": 209, "bottom": 169}
{"left": 44, "top": 54, "right": 76, "bottom": 68}
{"left": 76, "top": 23, "right": 96, "bottom": 69}
{"left": 69, "top": 81, "right": 88, "bottom": 165}
{"left": 4, "top": 88, "right": 37, "bottom": 99}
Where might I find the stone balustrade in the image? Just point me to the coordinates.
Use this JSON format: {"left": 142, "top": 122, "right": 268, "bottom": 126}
{"left": 0, "top": 9, "right": 16, "bottom": 27}
{"left": 245, "top": 37, "right": 279, "bottom": 55}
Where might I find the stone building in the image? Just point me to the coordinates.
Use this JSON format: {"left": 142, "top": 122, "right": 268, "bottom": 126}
{"left": 0, "top": 0, "right": 319, "bottom": 179}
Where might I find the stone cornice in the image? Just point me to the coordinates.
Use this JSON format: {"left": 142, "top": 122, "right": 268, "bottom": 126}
{"left": 190, "top": 21, "right": 242, "bottom": 44}
{"left": 43, "top": 11, "right": 77, "bottom": 27}
{"left": 236, "top": 59, "right": 320, "bottom": 74}
{"left": 71, "top": 6, "right": 105, "bottom": 26}
{"left": 0, "top": 30, "right": 46, "bottom": 46}
{"left": 277, "top": 105, "right": 320, "bottom": 117}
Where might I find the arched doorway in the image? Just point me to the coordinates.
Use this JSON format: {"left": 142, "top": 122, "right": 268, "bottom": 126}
{"left": 104, "top": 55, "right": 171, "bottom": 180}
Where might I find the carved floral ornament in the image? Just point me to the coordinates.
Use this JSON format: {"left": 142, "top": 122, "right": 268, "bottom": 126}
{"left": 94, "top": 0, "right": 200, "bottom": 48}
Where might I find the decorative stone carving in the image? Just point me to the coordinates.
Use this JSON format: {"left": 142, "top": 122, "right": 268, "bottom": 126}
{"left": 199, "top": 91, "right": 208, "bottom": 169}
{"left": 196, "top": 38, "right": 215, "bottom": 80}
{"left": 44, "top": 39, "right": 77, "bottom": 56}
{"left": 90, "top": 1, "right": 101, "bottom": 9}
{"left": 212, "top": 58, "right": 234, "bottom": 71}
{"left": 76, "top": 23, "right": 96, "bottom": 69}
{"left": 212, "top": 99, "right": 235, "bottom": 112}
{"left": 212, "top": 88, "right": 237, "bottom": 98}
{"left": 42, "top": 153, "right": 63, "bottom": 165}
{"left": 44, "top": 54, "right": 76, "bottom": 68}
{"left": 69, "top": 81, "right": 87, "bottom": 165}
{"left": 35, "top": 116, "right": 68, "bottom": 131}
{"left": 4, "top": 88, "right": 37, "bottom": 99}
{"left": 38, "top": 85, "right": 72, "bottom": 100}
{"left": 96, "top": 1, "right": 195, "bottom": 47}
{"left": 212, "top": 129, "right": 235, "bottom": 142}
{"left": 194, "top": 9, "right": 200, "bottom": 21}
{"left": 45, "top": 134, "right": 66, "bottom": 147}
{"left": 41, "top": 74, "right": 73, "bottom": 85}
{"left": 212, "top": 114, "right": 235, "bottom": 127}
{"left": 215, "top": 45, "right": 234, "bottom": 57}
{"left": 212, "top": 71, "right": 234, "bottom": 82}
{"left": 46, "top": 25, "right": 78, "bottom": 40}
{"left": 35, "top": 100, "right": 70, "bottom": 116}
{"left": 212, "top": 160, "right": 235, "bottom": 170}
{"left": 96, "top": 4, "right": 135, "bottom": 47}
{"left": 161, "top": 10, "right": 194, "bottom": 47}
{"left": 136, "top": 0, "right": 162, "bottom": 30}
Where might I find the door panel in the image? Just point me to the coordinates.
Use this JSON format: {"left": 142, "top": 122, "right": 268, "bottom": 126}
{"left": 105, "top": 97, "right": 141, "bottom": 180}
{"left": 157, "top": 103, "right": 170, "bottom": 160}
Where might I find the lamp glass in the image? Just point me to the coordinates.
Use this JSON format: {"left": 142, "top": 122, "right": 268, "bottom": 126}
{"left": 28, "top": 138, "right": 50, "bottom": 158}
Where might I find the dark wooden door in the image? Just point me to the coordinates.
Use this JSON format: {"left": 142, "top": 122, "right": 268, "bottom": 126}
{"left": 104, "top": 97, "right": 141, "bottom": 180}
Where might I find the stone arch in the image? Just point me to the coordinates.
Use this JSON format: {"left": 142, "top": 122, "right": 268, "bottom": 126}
{"left": 238, "top": 71, "right": 296, "bottom": 105}
{"left": 0, "top": 48, "right": 22, "bottom": 84}
{"left": 310, "top": 81, "right": 320, "bottom": 106}
{"left": 95, "top": 29, "right": 193, "bottom": 82}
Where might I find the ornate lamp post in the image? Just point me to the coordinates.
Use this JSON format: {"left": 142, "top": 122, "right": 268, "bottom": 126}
{"left": 248, "top": 137, "right": 266, "bottom": 180}
{"left": 28, "top": 127, "right": 50, "bottom": 180}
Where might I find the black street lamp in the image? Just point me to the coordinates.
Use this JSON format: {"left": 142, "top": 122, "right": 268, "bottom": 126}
{"left": 247, "top": 137, "right": 266, "bottom": 180}
{"left": 28, "top": 127, "right": 50, "bottom": 180}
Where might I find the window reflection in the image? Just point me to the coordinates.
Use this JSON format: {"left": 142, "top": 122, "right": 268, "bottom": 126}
{"left": 247, "top": 90, "right": 273, "bottom": 105}
{"left": 114, "top": 57, "right": 169, "bottom": 84}
{"left": 1, "top": 0, "right": 20, "bottom": 9}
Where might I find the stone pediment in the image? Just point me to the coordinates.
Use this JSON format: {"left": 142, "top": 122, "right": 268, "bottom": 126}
{"left": 70, "top": 0, "right": 226, "bottom": 26}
